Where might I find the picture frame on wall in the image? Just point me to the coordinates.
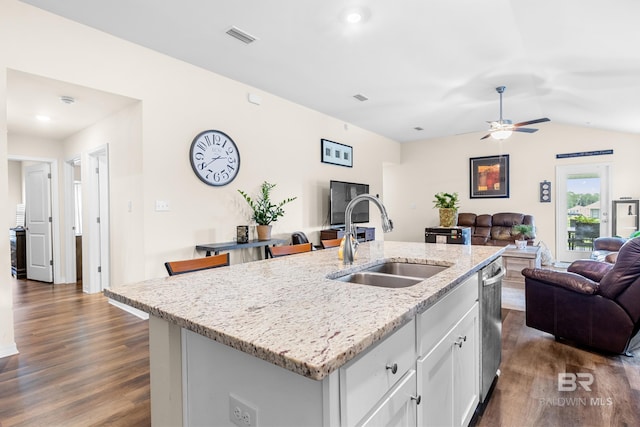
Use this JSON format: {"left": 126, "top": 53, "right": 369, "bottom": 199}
{"left": 470, "top": 154, "right": 510, "bottom": 198}
{"left": 321, "top": 139, "right": 353, "bottom": 167}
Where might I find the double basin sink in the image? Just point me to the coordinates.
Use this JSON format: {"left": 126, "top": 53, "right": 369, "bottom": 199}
{"left": 333, "top": 262, "right": 448, "bottom": 288}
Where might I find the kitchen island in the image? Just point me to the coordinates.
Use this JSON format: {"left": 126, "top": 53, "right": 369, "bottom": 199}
{"left": 106, "top": 240, "right": 504, "bottom": 426}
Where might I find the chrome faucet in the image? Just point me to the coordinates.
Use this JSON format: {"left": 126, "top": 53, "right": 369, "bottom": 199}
{"left": 343, "top": 194, "right": 394, "bottom": 264}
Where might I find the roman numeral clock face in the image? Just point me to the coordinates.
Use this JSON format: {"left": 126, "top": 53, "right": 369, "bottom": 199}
{"left": 189, "top": 130, "right": 240, "bottom": 186}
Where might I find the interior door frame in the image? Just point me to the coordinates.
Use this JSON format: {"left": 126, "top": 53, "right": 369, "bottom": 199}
{"left": 555, "top": 162, "right": 611, "bottom": 263}
{"left": 86, "top": 145, "right": 110, "bottom": 293}
{"left": 8, "top": 155, "right": 62, "bottom": 284}
{"left": 63, "top": 157, "right": 80, "bottom": 284}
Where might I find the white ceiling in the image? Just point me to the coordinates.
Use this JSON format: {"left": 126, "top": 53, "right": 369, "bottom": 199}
{"left": 7, "top": 70, "right": 137, "bottom": 140}
{"left": 16, "top": 0, "right": 640, "bottom": 142}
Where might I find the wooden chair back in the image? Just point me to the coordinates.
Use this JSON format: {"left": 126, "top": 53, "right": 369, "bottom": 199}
{"left": 164, "top": 253, "right": 230, "bottom": 276}
{"left": 321, "top": 238, "right": 343, "bottom": 249}
{"left": 268, "top": 242, "right": 312, "bottom": 258}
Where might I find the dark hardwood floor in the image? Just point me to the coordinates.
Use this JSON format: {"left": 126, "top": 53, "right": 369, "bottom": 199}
{"left": 0, "top": 279, "right": 150, "bottom": 427}
{"left": 1, "top": 279, "right": 638, "bottom": 426}
{"left": 476, "top": 309, "right": 640, "bottom": 427}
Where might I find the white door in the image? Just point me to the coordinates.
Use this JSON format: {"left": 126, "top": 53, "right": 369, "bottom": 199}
{"left": 25, "top": 162, "right": 53, "bottom": 282}
{"left": 556, "top": 163, "right": 611, "bottom": 262}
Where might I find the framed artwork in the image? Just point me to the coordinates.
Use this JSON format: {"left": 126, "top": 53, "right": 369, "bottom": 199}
{"left": 470, "top": 155, "right": 510, "bottom": 198}
{"left": 321, "top": 139, "right": 353, "bottom": 167}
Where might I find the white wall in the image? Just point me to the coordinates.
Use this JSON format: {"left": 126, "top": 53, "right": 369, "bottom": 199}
{"left": 0, "top": 0, "right": 400, "bottom": 353}
{"left": 384, "top": 122, "right": 640, "bottom": 259}
{"left": 7, "top": 160, "right": 22, "bottom": 228}
{"left": 62, "top": 102, "right": 144, "bottom": 287}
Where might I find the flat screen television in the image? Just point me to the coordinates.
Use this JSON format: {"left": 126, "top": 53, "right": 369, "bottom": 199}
{"left": 330, "top": 180, "right": 370, "bottom": 226}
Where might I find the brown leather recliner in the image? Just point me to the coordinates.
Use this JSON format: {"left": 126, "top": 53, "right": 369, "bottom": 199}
{"left": 522, "top": 236, "right": 640, "bottom": 355}
{"left": 593, "top": 236, "right": 627, "bottom": 263}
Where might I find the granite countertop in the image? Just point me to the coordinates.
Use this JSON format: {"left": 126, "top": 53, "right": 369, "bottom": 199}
{"left": 105, "top": 241, "right": 503, "bottom": 381}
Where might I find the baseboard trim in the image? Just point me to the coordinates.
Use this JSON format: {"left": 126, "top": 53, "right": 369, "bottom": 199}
{"left": 0, "top": 343, "right": 19, "bottom": 359}
{"left": 108, "top": 298, "right": 149, "bottom": 320}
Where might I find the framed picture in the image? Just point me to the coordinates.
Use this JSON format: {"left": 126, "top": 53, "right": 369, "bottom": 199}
{"left": 321, "top": 139, "right": 353, "bottom": 167}
{"left": 470, "top": 155, "right": 510, "bottom": 198}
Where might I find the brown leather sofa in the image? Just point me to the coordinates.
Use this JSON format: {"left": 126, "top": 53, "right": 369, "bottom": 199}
{"left": 522, "top": 237, "right": 640, "bottom": 354}
{"left": 457, "top": 212, "right": 536, "bottom": 246}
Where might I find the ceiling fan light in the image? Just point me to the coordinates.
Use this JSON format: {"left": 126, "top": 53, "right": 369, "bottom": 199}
{"left": 491, "top": 130, "right": 512, "bottom": 140}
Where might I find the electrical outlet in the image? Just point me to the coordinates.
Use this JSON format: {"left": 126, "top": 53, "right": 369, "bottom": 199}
{"left": 229, "top": 394, "right": 257, "bottom": 427}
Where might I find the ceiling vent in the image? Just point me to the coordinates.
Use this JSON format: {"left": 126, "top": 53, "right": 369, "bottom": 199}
{"left": 59, "top": 95, "right": 75, "bottom": 105}
{"left": 353, "top": 94, "right": 369, "bottom": 102}
{"left": 414, "top": 126, "right": 424, "bottom": 131}
{"left": 226, "top": 26, "right": 257, "bottom": 44}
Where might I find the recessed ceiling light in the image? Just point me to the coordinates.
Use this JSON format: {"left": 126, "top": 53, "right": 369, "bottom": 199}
{"left": 36, "top": 115, "right": 51, "bottom": 122}
{"left": 342, "top": 7, "right": 370, "bottom": 24}
{"left": 346, "top": 12, "right": 362, "bottom": 23}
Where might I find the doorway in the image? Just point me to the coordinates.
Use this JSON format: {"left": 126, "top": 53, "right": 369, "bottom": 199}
{"left": 86, "top": 145, "right": 110, "bottom": 293}
{"left": 63, "top": 157, "right": 82, "bottom": 286}
{"left": 555, "top": 163, "right": 611, "bottom": 262}
{"left": 8, "top": 156, "right": 62, "bottom": 283}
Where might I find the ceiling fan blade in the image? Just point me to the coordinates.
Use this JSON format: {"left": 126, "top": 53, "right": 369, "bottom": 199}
{"left": 480, "top": 133, "right": 491, "bottom": 140}
{"left": 513, "top": 117, "right": 550, "bottom": 127}
{"left": 513, "top": 127, "right": 539, "bottom": 133}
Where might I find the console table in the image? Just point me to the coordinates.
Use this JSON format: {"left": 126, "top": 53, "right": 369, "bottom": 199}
{"left": 502, "top": 244, "right": 541, "bottom": 286}
{"left": 320, "top": 227, "right": 375, "bottom": 243}
{"left": 196, "top": 238, "right": 286, "bottom": 259}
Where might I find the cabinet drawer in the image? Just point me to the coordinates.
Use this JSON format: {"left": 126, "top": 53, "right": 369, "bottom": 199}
{"left": 417, "top": 273, "right": 478, "bottom": 355}
{"left": 340, "top": 318, "right": 416, "bottom": 427}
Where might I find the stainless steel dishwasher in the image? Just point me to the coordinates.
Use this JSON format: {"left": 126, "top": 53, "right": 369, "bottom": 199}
{"left": 479, "top": 257, "right": 504, "bottom": 403}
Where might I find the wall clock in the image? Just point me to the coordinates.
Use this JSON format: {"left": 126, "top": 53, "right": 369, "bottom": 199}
{"left": 189, "top": 130, "right": 240, "bottom": 186}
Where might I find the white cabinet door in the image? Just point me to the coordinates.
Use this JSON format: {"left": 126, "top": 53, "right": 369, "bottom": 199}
{"left": 359, "top": 369, "right": 417, "bottom": 427}
{"left": 417, "top": 325, "right": 455, "bottom": 427}
{"left": 454, "top": 304, "right": 479, "bottom": 427}
{"left": 417, "top": 303, "right": 479, "bottom": 427}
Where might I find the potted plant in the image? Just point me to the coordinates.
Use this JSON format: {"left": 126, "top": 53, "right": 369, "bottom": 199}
{"left": 433, "top": 192, "right": 460, "bottom": 227}
{"left": 512, "top": 224, "right": 534, "bottom": 249}
{"left": 238, "top": 181, "right": 297, "bottom": 240}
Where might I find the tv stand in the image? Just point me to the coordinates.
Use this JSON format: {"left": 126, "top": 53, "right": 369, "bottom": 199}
{"left": 320, "top": 227, "right": 375, "bottom": 243}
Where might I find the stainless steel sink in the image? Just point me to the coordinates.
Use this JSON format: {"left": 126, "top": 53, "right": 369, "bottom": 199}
{"left": 335, "top": 271, "right": 423, "bottom": 288}
{"left": 364, "top": 262, "right": 447, "bottom": 278}
{"left": 333, "top": 262, "right": 449, "bottom": 288}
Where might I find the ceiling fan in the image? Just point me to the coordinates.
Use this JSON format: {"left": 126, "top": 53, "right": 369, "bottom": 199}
{"left": 480, "top": 86, "right": 550, "bottom": 140}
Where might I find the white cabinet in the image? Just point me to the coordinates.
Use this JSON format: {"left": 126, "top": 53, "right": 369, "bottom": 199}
{"left": 359, "top": 369, "right": 417, "bottom": 427}
{"left": 416, "top": 274, "right": 480, "bottom": 427}
{"left": 340, "top": 318, "right": 417, "bottom": 426}
{"left": 417, "top": 304, "right": 479, "bottom": 427}
{"left": 178, "top": 272, "right": 483, "bottom": 427}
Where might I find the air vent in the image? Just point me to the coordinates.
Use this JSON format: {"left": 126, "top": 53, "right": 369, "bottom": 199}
{"left": 414, "top": 127, "right": 424, "bottom": 131}
{"left": 226, "top": 26, "right": 257, "bottom": 44}
{"left": 59, "top": 95, "right": 75, "bottom": 105}
{"left": 353, "top": 94, "right": 369, "bottom": 102}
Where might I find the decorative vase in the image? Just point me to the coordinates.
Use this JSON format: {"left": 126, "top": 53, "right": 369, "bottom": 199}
{"left": 516, "top": 239, "right": 527, "bottom": 250}
{"left": 439, "top": 208, "right": 458, "bottom": 227}
{"left": 256, "top": 225, "right": 272, "bottom": 241}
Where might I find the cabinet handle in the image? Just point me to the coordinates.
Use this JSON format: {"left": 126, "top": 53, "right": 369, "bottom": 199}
{"left": 454, "top": 336, "right": 466, "bottom": 348}
{"left": 385, "top": 363, "right": 398, "bottom": 374}
{"left": 411, "top": 395, "right": 422, "bottom": 405}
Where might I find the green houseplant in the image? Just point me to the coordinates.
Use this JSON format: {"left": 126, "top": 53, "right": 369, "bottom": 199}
{"left": 433, "top": 192, "right": 460, "bottom": 227}
{"left": 512, "top": 224, "right": 534, "bottom": 249}
{"left": 238, "top": 181, "right": 297, "bottom": 240}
